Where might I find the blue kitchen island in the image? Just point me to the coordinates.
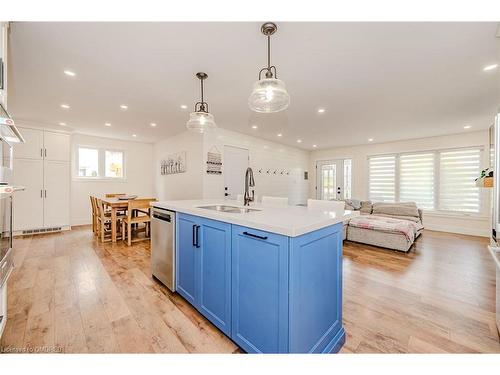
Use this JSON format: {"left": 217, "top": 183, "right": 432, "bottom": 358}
{"left": 152, "top": 200, "right": 358, "bottom": 354}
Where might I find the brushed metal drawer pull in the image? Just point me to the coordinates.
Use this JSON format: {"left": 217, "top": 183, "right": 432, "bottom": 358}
{"left": 243, "top": 231, "right": 268, "bottom": 240}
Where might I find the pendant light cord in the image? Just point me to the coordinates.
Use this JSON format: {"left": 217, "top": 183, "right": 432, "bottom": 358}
{"left": 267, "top": 35, "right": 271, "bottom": 70}
{"left": 200, "top": 78, "right": 204, "bottom": 103}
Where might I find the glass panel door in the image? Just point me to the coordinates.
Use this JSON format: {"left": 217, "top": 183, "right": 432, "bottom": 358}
{"left": 316, "top": 160, "right": 346, "bottom": 200}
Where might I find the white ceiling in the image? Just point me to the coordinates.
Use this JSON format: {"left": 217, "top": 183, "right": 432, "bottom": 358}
{"left": 8, "top": 22, "right": 500, "bottom": 149}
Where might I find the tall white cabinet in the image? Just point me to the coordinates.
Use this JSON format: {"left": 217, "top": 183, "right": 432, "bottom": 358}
{"left": 12, "top": 127, "right": 70, "bottom": 233}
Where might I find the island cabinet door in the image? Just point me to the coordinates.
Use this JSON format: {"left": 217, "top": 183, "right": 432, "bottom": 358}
{"left": 231, "top": 225, "right": 289, "bottom": 353}
{"left": 176, "top": 213, "right": 199, "bottom": 305}
{"left": 198, "top": 217, "right": 232, "bottom": 336}
{"left": 289, "top": 223, "right": 345, "bottom": 353}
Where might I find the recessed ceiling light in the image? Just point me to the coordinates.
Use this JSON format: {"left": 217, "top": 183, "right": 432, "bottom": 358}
{"left": 297, "top": 139, "right": 302, "bottom": 143}
{"left": 317, "top": 108, "right": 325, "bottom": 114}
{"left": 180, "top": 104, "right": 188, "bottom": 109}
{"left": 368, "top": 138, "right": 374, "bottom": 142}
{"left": 60, "top": 104, "right": 70, "bottom": 109}
{"left": 150, "top": 123, "right": 157, "bottom": 127}
{"left": 464, "top": 125, "right": 472, "bottom": 129}
{"left": 251, "top": 125, "right": 258, "bottom": 129}
{"left": 64, "top": 70, "right": 76, "bottom": 77}
{"left": 277, "top": 133, "right": 283, "bottom": 137}
{"left": 120, "top": 105, "right": 128, "bottom": 110}
{"left": 59, "top": 122, "right": 66, "bottom": 126}
{"left": 105, "top": 123, "right": 111, "bottom": 127}
{"left": 132, "top": 134, "right": 137, "bottom": 138}
{"left": 483, "top": 64, "right": 498, "bottom": 71}
{"left": 312, "top": 144, "right": 317, "bottom": 148}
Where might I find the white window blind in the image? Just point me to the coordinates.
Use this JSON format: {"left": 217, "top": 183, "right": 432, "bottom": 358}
{"left": 368, "top": 147, "right": 482, "bottom": 214}
{"left": 399, "top": 152, "right": 435, "bottom": 210}
{"left": 439, "top": 148, "right": 481, "bottom": 213}
{"left": 368, "top": 155, "right": 396, "bottom": 202}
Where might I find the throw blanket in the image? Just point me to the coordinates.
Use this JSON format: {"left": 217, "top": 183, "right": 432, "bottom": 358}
{"left": 349, "top": 215, "right": 423, "bottom": 242}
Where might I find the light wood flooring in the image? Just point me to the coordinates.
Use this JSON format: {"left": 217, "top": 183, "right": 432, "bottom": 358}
{"left": 1, "top": 227, "right": 499, "bottom": 353}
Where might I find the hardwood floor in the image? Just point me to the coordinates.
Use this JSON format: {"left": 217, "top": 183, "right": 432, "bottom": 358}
{"left": 1, "top": 227, "right": 499, "bottom": 353}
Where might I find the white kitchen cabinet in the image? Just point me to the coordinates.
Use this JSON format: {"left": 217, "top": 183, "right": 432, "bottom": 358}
{"left": 12, "top": 158, "right": 44, "bottom": 231}
{"left": 12, "top": 127, "right": 70, "bottom": 233}
{"left": 44, "top": 132, "right": 70, "bottom": 161}
{"left": 43, "top": 160, "right": 70, "bottom": 227}
{"left": 14, "top": 128, "right": 70, "bottom": 161}
{"left": 12, "top": 128, "right": 44, "bottom": 160}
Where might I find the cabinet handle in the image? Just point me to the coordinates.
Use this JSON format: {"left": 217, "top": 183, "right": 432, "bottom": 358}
{"left": 40, "top": 148, "right": 43, "bottom": 157}
{"left": 195, "top": 225, "right": 200, "bottom": 248}
{"left": 242, "top": 231, "right": 268, "bottom": 240}
{"left": 44, "top": 190, "right": 47, "bottom": 198}
{"left": 44, "top": 148, "right": 47, "bottom": 157}
{"left": 192, "top": 224, "right": 197, "bottom": 247}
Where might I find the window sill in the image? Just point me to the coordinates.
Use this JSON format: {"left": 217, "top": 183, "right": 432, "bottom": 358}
{"left": 72, "top": 177, "right": 127, "bottom": 183}
{"left": 423, "top": 210, "right": 489, "bottom": 220}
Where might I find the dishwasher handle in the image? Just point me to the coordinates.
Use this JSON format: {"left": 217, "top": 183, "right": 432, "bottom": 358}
{"left": 153, "top": 211, "right": 172, "bottom": 222}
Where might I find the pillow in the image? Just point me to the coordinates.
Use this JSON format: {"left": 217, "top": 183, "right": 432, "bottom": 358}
{"left": 359, "top": 201, "right": 373, "bottom": 214}
{"left": 372, "top": 202, "right": 419, "bottom": 218}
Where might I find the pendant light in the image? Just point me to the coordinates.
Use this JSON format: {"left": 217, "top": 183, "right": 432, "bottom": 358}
{"left": 186, "top": 72, "right": 217, "bottom": 133}
{"left": 248, "top": 22, "right": 290, "bottom": 113}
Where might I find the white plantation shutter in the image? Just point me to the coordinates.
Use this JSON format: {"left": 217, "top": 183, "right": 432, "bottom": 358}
{"left": 368, "top": 155, "right": 396, "bottom": 202}
{"left": 439, "top": 148, "right": 481, "bottom": 213}
{"left": 399, "top": 152, "right": 435, "bottom": 210}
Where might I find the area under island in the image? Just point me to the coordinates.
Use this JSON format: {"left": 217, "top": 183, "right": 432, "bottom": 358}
{"left": 152, "top": 199, "right": 359, "bottom": 353}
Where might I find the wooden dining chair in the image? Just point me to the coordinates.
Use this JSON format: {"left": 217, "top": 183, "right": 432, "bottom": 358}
{"left": 96, "top": 198, "right": 126, "bottom": 243}
{"left": 122, "top": 199, "right": 155, "bottom": 246}
{"left": 90, "top": 196, "right": 98, "bottom": 234}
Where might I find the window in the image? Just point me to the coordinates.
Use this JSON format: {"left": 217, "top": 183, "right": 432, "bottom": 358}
{"left": 368, "top": 147, "right": 482, "bottom": 213}
{"left": 320, "top": 164, "right": 337, "bottom": 200}
{"left": 399, "top": 152, "right": 435, "bottom": 210}
{"left": 439, "top": 149, "right": 481, "bottom": 213}
{"left": 368, "top": 155, "right": 396, "bottom": 202}
{"left": 78, "top": 147, "right": 99, "bottom": 177}
{"left": 343, "top": 159, "right": 352, "bottom": 199}
{"left": 105, "top": 150, "right": 124, "bottom": 178}
{"left": 76, "top": 146, "right": 125, "bottom": 179}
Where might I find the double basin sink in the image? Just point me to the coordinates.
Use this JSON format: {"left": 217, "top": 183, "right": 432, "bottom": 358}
{"left": 197, "top": 205, "right": 261, "bottom": 214}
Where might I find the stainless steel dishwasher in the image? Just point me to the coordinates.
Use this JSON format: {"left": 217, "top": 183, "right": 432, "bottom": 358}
{"left": 151, "top": 206, "right": 176, "bottom": 291}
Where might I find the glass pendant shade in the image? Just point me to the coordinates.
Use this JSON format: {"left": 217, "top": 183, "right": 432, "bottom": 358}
{"left": 186, "top": 111, "right": 216, "bottom": 133}
{"left": 248, "top": 78, "right": 290, "bottom": 113}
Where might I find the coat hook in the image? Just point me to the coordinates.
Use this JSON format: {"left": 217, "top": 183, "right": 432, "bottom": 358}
{"left": 266, "top": 169, "right": 270, "bottom": 174}
{"left": 258, "top": 168, "right": 262, "bottom": 173}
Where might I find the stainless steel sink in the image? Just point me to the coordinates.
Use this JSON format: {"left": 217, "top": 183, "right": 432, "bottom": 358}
{"left": 197, "top": 205, "right": 261, "bottom": 214}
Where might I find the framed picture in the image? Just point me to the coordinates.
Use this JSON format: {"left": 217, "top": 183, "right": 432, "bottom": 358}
{"left": 160, "top": 151, "right": 186, "bottom": 175}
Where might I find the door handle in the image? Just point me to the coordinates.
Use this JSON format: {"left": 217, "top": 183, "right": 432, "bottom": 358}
{"left": 195, "top": 225, "right": 200, "bottom": 248}
{"left": 192, "top": 224, "right": 196, "bottom": 247}
{"left": 243, "top": 231, "right": 268, "bottom": 240}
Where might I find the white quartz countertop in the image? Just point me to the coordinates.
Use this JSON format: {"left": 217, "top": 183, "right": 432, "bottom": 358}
{"left": 152, "top": 199, "right": 359, "bottom": 237}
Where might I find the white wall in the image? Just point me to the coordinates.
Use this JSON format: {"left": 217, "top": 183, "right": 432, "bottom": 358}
{"left": 203, "top": 128, "right": 310, "bottom": 205}
{"left": 153, "top": 131, "right": 204, "bottom": 201}
{"left": 310, "top": 130, "right": 491, "bottom": 237}
{"left": 71, "top": 133, "right": 154, "bottom": 225}
{"left": 153, "top": 128, "right": 310, "bottom": 205}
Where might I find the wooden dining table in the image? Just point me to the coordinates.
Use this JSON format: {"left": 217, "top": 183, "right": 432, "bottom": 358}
{"left": 100, "top": 196, "right": 157, "bottom": 242}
